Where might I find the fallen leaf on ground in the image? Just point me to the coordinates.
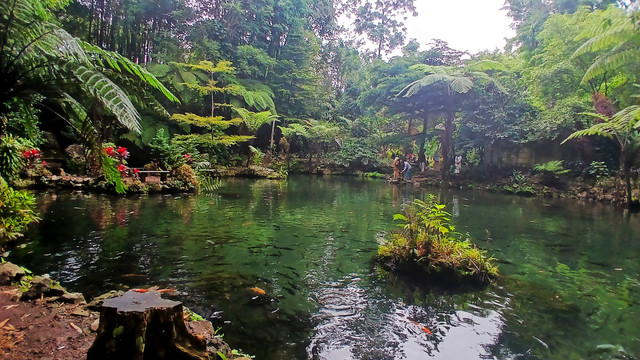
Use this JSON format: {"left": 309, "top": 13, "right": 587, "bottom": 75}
{"left": 69, "top": 322, "right": 83, "bottom": 334}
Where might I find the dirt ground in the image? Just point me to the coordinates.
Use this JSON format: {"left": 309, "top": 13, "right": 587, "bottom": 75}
{"left": 0, "top": 286, "right": 97, "bottom": 360}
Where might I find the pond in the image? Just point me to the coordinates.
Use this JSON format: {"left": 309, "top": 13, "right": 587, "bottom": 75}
{"left": 8, "top": 176, "right": 640, "bottom": 360}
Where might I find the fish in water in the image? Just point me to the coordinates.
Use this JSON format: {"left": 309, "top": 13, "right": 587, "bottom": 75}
{"left": 248, "top": 287, "right": 266, "bottom": 296}
{"left": 131, "top": 288, "right": 149, "bottom": 293}
{"left": 409, "top": 319, "right": 432, "bottom": 335}
{"left": 122, "top": 274, "right": 148, "bottom": 278}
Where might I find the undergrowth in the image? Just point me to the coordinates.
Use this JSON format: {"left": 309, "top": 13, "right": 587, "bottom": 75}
{"left": 377, "top": 195, "right": 498, "bottom": 285}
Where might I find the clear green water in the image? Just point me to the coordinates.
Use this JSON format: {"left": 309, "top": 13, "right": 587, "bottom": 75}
{"left": 8, "top": 176, "right": 640, "bottom": 359}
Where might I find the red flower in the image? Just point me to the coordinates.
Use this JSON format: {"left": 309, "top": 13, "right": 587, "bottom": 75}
{"left": 42, "top": 161, "right": 47, "bottom": 167}
{"left": 116, "top": 146, "right": 130, "bottom": 159}
{"left": 133, "top": 168, "right": 140, "bottom": 174}
{"left": 23, "top": 149, "right": 41, "bottom": 161}
{"left": 105, "top": 146, "right": 114, "bottom": 156}
{"left": 184, "top": 153, "right": 190, "bottom": 158}
{"left": 118, "top": 164, "right": 127, "bottom": 172}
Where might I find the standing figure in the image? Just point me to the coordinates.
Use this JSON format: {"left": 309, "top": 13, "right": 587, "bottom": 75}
{"left": 454, "top": 155, "right": 462, "bottom": 174}
{"left": 401, "top": 159, "right": 412, "bottom": 180}
{"left": 393, "top": 157, "right": 401, "bottom": 179}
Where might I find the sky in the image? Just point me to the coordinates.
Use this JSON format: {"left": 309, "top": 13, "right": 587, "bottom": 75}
{"left": 403, "top": 0, "right": 517, "bottom": 54}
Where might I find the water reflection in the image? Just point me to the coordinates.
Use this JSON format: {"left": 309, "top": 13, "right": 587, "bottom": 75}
{"left": 10, "top": 178, "right": 640, "bottom": 360}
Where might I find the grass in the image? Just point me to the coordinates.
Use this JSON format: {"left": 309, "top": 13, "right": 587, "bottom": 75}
{"left": 376, "top": 195, "right": 498, "bottom": 285}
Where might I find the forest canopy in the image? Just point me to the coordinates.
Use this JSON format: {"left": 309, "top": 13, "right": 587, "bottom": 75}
{"left": 0, "top": 0, "right": 639, "bottom": 207}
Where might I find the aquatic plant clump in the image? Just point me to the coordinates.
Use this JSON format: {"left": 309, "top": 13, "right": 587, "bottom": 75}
{"left": 376, "top": 196, "right": 498, "bottom": 285}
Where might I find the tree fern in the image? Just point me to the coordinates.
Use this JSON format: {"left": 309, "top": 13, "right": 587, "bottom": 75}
{"left": 573, "top": 9, "right": 640, "bottom": 84}
{"left": 582, "top": 47, "right": 638, "bottom": 83}
{"left": 70, "top": 65, "right": 142, "bottom": 134}
{"left": 279, "top": 123, "right": 309, "bottom": 139}
{"left": 81, "top": 42, "right": 179, "bottom": 103}
{"left": 171, "top": 113, "right": 242, "bottom": 129}
{"left": 234, "top": 108, "right": 278, "bottom": 132}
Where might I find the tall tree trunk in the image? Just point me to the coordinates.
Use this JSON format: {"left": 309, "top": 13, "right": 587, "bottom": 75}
{"left": 265, "top": 119, "right": 276, "bottom": 162}
{"left": 88, "top": 0, "right": 95, "bottom": 43}
{"left": 441, "top": 96, "right": 454, "bottom": 181}
{"left": 418, "top": 112, "right": 428, "bottom": 165}
{"left": 621, "top": 150, "right": 633, "bottom": 209}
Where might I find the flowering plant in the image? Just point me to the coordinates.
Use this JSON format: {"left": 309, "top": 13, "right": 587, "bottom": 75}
{"left": 104, "top": 145, "right": 132, "bottom": 178}
{"left": 22, "top": 148, "right": 47, "bottom": 176}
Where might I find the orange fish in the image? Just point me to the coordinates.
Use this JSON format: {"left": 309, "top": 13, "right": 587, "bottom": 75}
{"left": 158, "top": 288, "right": 177, "bottom": 293}
{"left": 409, "top": 319, "right": 432, "bottom": 335}
{"left": 248, "top": 287, "right": 266, "bottom": 296}
{"left": 131, "top": 288, "right": 149, "bottom": 293}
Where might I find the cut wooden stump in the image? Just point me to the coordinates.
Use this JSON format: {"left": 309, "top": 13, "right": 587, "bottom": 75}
{"left": 87, "top": 290, "right": 208, "bottom": 360}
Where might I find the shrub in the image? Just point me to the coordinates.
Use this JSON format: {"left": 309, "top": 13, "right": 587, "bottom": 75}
{"left": 249, "top": 145, "right": 264, "bottom": 166}
{"left": 589, "top": 161, "right": 610, "bottom": 179}
{"left": 0, "top": 135, "right": 25, "bottom": 182}
{"left": 0, "top": 176, "right": 40, "bottom": 245}
{"left": 534, "top": 160, "right": 569, "bottom": 175}
{"left": 170, "top": 164, "right": 198, "bottom": 191}
{"left": 377, "top": 196, "right": 498, "bottom": 285}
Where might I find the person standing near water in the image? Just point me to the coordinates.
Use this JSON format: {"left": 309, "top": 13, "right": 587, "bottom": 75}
{"left": 401, "top": 159, "right": 412, "bottom": 180}
{"left": 393, "top": 157, "right": 401, "bottom": 180}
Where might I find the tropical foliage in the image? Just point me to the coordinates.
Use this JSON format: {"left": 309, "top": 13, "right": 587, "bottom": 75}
{"left": 377, "top": 196, "right": 498, "bottom": 284}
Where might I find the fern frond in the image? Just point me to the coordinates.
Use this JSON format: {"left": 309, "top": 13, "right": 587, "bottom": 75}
{"left": 613, "top": 105, "right": 640, "bottom": 130}
{"left": 582, "top": 48, "right": 638, "bottom": 83}
{"left": 279, "top": 123, "right": 309, "bottom": 138}
{"left": 234, "top": 108, "right": 278, "bottom": 131}
{"left": 562, "top": 124, "right": 616, "bottom": 143}
{"left": 465, "top": 60, "right": 508, "bottom": 72}
{"left": 573, "top": 21, "right": 635, "bottom": 58}
{"left": 70, "top": 65, "right": 142, "bottom": 134}
{"left": 449, "top": 77, "right": 474, "bottom": 94}
{"left": 82, "top": 42, "right": 179, "bottom": 103}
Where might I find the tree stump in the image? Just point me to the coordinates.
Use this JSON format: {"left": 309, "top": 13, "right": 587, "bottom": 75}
{"left": 87, "top": 290, "right": 209, "bottom": 360}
